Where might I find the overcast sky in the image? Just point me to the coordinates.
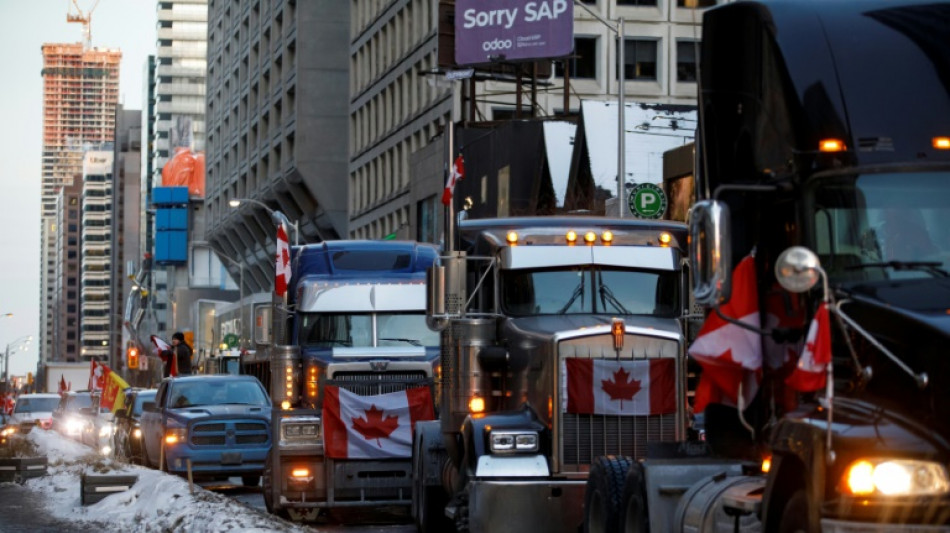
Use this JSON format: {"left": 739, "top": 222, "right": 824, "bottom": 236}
{"left": 0, "top": 1, "right": 157, "bottom": 377}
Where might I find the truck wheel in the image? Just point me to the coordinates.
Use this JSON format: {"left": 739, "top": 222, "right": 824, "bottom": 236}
{"left": 584, "top": 456, "right": 631, "bottom": 533}
{"left": 619, "top": 462, "right": 649, "bottom": 533}
{"left": 414, "top": 435, "right": 452, "bottom": 533}
{"left": 262, "top": 454, "right": 289, "bottom": 518}
{"left": 778, "top": 489, "right": 809, "bottom": 533}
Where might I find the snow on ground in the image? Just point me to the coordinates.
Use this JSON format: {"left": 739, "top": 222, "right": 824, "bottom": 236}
{"left": 18, "top": 429, "right": 310, "bottom": 532}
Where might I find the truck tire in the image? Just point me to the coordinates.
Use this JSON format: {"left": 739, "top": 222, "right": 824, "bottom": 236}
{"left": 262, "top": 454, "right": 289, "bottom": 518}
{"left": 584, "top": 456, "right": 631, "bottom": 533}
{"left": 777, "top": 489, "right": 809, "bottom": 533}
{"left": 414, "top": 434, "right": 452, "bottom": 533}
{"left": 619, "top": 462, "right": 649, "bottom": 533}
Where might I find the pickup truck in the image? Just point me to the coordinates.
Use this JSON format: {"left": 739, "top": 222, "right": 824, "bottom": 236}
{"left": 140, "top": 375, "right": 272, "bottom": 485}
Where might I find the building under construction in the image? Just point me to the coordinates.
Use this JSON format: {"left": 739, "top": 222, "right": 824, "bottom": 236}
{"left": 39, "top": 43, "right": 121, "bottom": 364}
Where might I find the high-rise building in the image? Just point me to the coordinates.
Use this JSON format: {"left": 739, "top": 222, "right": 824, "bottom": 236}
{"left": 205, "top": 0, "right": 350, "bottom": 293}
{"left": 39, "top": 43, "right": 121, "bottom": 363}
{"left": 111, "top": 108, "right": 142, "bottom": 371}
{"left": 51, "top": 181, "right": 83, "bottom": 363}
{"left": 80, "top": 150, "right": 115, "bottom": 362}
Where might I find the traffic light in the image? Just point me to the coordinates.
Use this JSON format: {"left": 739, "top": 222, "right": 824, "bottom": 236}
{"left": 127, "top": 346, "right": 139, "bottom": 369}
{"left": 27, "top": 372, "right": 33, "bottom": 386}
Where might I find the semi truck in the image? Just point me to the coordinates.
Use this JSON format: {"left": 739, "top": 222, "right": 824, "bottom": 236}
{"left": 243, "top": 240, "right": 441, "bottom": 521}
{"left": 413, "top": 216, "right": 693, "bottom": 532}
{"left": 580, "top": 1, "right": 950, "bottom": 532}
{"left": 41, "top": 362, "right": 90, "bottom": 394}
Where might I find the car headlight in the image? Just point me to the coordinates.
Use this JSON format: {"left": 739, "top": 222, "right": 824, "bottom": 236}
{"left": 489, "top": 430, "right": 539, "bottom": 454}
{"left": 165, "top": 427, "right": 187, "bottom": 445}
{"left": 843, "top": 458, "right": 950, "bottom": 497}
{"left": 98, "top": 423, "right": 114, "bottom": 437}
{"left": 0, "top": 426, "right": 15, "bottom": 437}
{"left": 132, "top": 428, "right": 142, "bottom": 439}
{"left": 280, "top": 417, "right": 321, "bottom": 443}
{"left": 65, "top": 417, "right": 84, "bottom": 433}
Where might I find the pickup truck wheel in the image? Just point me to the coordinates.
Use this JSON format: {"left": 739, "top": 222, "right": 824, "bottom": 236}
{"left": 778, "top": 489, "right": 809, "bottom": 533}
{"left": 584, "top": 456, "right": 631, "bottom": 533}
{"left": 619, "top": 462, "right": 649, "bottom": 533}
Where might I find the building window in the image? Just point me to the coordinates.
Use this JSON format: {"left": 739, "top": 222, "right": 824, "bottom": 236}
{"left": 417, "top": 196, "right": 439, "bottom": 244}
{"left": 619, "top": 39, "right": 658, "bottom": 81}
{"left": 617, "top": 0, "right": 657, "bottom": 5}
{"left": 677, "top": 0, "right": 717, "bottom": 6}
{"left": 556, "top": 37, "right": 597, "bottom": 79}
{"left": 492, "top": 108, "right": 517, "bottom": 121}
{"left": 677, "top": 40, "right": 699, "bottom": 82}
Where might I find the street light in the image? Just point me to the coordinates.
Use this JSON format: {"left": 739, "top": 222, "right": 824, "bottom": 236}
{"left": 3, "top": 335, "right": 33, "bottom": 392}
{"left": 228, "top": 198, "right": 302, "bottom": 245}
{"left": 574, "top": 0, "right": 626, "bottom": 217}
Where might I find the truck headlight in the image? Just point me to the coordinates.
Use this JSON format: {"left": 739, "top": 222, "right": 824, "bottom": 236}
{"left": 165, "top": 427, "right": 187, "bottom": 445}
{"left": 0, "top": 426, "right": 15, "bottom": 437}
{"left": 280, "top": 417, "right": 321, "bottom": 444}
{"left": 843, "top": 459, "right": 950, "bottom": 497}
{"left": 489, "top": 431, "right": 539, "bottom": 454}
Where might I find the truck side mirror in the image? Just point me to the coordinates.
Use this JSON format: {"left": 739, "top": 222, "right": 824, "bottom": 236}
{"left": 689, "top": 199, "right": 732, "bottom": 306}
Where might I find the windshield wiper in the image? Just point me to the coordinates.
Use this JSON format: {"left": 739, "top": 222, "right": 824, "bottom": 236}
{"left": 847, "top": 260, "right": 949, "bottom": 278}
{"left": 558, "top": 281, "right": 585, "bottom": 314}
{"left": 378, "top": 337, "right": 422, "bottom": 346}
{"left": 599, "top": 283, "right": 631, "bottom": 314}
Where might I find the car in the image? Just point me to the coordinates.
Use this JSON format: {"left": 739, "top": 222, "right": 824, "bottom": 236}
{"left": 52, "top": 390, "right": 97, "bottom": 440}
{"left": 140, "top": 375, "right": 271, "bottom": 485}
{"left": 79, "top": 397, "right": 117, "bottom": 455}
{"left": 8, "top": 393, "right": 61, "bottom": 434}
{"left": 113, "top": 388, "right": 156, "bottom": 464}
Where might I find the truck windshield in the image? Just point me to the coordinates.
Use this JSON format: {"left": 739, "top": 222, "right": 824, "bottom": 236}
{"left": 810, "top": 170, "right": 950, "bottom": 282}
{"left": 298, "top": 312, "right": 439, "bottom": 348}
{"left": 501, "top": 266, "right": 679, "bottom": 317}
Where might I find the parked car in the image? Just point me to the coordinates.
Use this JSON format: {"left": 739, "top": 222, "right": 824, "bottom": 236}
{"left": 113, "top": 388, "right": 156, "bottom": 464}
{"left": 140, "top": 375, "right": 271, "bottom": 485}
{"left": 8, "top": 393, "right": 61, "bottom": 434}
{"left": 52, "top": 390, "right": 96, "bottom": 440}
{"left": 79, "top": 398, "right": 117, "bottom": 455}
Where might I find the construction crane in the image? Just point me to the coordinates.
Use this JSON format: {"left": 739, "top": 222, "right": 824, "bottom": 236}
{"left": 67, "top": 0, "right": 101, "bottom": 50}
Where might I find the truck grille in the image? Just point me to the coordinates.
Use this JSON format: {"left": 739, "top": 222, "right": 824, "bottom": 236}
{"left": 330, "top": 371, "right": 429, "bottom": 397}
{"left": 558, "top": 333, "right": 680, "bottom": 469}
{"left": 190, "top": 420, "right": 269, "bottom": 447}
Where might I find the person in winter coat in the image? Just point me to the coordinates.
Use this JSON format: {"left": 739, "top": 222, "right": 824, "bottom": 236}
{"left": 171, "top": 332, "right": 193, "bottom": 375}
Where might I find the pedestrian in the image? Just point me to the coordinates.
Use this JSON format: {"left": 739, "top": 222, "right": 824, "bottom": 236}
{"left": 171, "top": 332, "right": 193, "bottom": 375}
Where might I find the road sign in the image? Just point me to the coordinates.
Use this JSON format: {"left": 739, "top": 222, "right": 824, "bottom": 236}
{"left": 628, "top": 183, "right": 668, "bottom": 219}
{"left": 445, "top": 68, "right": 475, "bottom": 80}
{"left": 223, "top": 333, "right": 240, "bottom": 349}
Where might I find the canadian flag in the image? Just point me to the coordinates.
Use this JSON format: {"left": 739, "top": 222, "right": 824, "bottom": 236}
{"left": 151, "top": 335, "right": 177, "bottom": 376}
{"left": 688, "top": 255, "right": 762, "bottom": 413}
{"left": 441, "top": 155, "right": 465, "bottom": 206}
{"left": 89, "top": 360, "right": 106, "bottom": 392}
{"left": 563, "top": 358, "right": 676, "bottom": 415}
{"left": 322, "top": 385, "right": 435, "bottom": 459}
{"left": 785, "top": 303, "right": 832, "bottom": 392}
{"left": 58, "top": 375, "right": 70, "bottom": 397}
{"left": 275, "top": 222, "right": 291, "bottom": 297}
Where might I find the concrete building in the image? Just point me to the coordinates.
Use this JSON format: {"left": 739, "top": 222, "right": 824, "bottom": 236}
{"left": 51, "top": 181, "right": 83, "bottom": 362}
{"left": 204, "top": 0, "right": 350, "bottom": 294}
{"left": 79, "top": 150, "right": 115, "bottom": 362}
{"left": 39, "top": 43, "right": 121, "bottom": 363}
{"left": 348, "top": 0, "right": 708, "bottom": 241}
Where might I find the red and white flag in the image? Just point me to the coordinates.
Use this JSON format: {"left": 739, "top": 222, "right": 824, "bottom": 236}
{"left": 688, "top": 255, "right": 762, "bottom": 413}
{"left": 785, "top": 303, "right": 832, "bottom": 392}
{"left": 151, "top": 335, "right": 178, "bottom": 376}
{"left": 89, "top": 360, "right": 106, "bottom": 392}
{"left": 151, "top": 335, "right": 172, "bottom": 354}
{"left": 441, "top": 155, "right": 465, "bottom": 206}
{"left": 563, "top": 358, "right": 676, "bottom": 415}
{"left": 58, "top": 375, "right": 70, "bottom": 397}
{"left": 322, "top": 385, "right": 435, "bottom": 459}
{"left": 275, "top": 222, "right": 291, "bottom": 297}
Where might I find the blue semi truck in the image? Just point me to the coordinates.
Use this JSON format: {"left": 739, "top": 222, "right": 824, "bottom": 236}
{"left": 239, "top": 240, "right": 441, "bottom": 521}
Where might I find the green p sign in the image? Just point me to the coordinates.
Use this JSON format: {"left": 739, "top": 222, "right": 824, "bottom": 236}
{"left": 628, "top": 183, "right": 668, "bottom": 219}
{"left": 223, "top": 333, "right": 240, "bottom": 349}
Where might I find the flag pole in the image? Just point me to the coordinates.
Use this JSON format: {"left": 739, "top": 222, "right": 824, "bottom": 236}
{"left": 446, "top": 119, "right": 456, "bottom": 253}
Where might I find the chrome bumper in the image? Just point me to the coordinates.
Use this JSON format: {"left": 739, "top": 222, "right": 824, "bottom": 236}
{"left": 468, "top": 478, "right": 586, "bottom": 533}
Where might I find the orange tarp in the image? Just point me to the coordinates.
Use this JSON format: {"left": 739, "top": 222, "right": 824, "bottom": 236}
{"left": 161, "top": 147, "right": 206, "bottom": 198}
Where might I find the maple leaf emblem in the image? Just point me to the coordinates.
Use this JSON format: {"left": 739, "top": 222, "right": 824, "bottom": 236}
{"left": 601, "top": 367, "right": 642, "bottom": 409}
{"left": 351, "top": 404, "right": 399, "bottom": 447}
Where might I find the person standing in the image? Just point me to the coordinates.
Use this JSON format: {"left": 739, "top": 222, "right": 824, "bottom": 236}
{"left": 171, "top": 332, "right": 193, "bottom": 375}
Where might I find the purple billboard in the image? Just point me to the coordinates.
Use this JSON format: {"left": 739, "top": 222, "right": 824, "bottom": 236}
{"left": 455, "top": 0, "right": 573, "bottom": 66}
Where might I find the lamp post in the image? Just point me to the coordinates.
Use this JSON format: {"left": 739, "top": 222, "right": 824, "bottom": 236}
{"left": 228, "top": 198, "right": 302, "bottom": 245}
{"left": 574, "top": 1, "right": 626, "bottom": 217}
{"left": 3, "top": 335, "right": 33, "bottom": 393}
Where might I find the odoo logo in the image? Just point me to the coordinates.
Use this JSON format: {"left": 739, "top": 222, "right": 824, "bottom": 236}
{"left": 482, "top": 38, "right": 513, "bottom": 51}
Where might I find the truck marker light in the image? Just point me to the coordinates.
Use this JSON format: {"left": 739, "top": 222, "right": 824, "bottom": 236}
{"left": 584, "top": 232, "right": 596, "bottom": 245}
{"left": 281, "top": 400, "right": 291, "bottom": 410}
{"left": 611, "top": 319, "right": 625, "bottom": 351}
{"left": 846, "top": 460, "right": 876, "bottom": 495}
{"left": 469, "top": 396, "right": 486, "bottom": 413}
{"left": 819, "top": 138, "right": 846, "bottom": 152}
{"left": 566, "top": 230, "right": 577, "bottom": 244}
{"left": 601, "top": 231, "right": 613, "bottom": 244}
{"left": 507, "top": 231, "right": 519, "bottom": 244}
{"left": 291, "top": 468, "right": 310, "bottom": 478}
{"left": 659, "top": 232, "right": 672, "bottom": 246}
{"left": 761, "top": 455, "right": 771, "bottom": 473}
{"left": 934, "top": 137, "right": 950, "bottom": 150}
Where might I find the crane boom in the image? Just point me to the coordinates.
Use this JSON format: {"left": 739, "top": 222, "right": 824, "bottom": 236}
{"left": 66, "top": 0, "right": 101, "bottom": 50}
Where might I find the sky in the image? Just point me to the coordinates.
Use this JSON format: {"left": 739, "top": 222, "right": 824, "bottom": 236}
{"left": 21, "top": 428, "right": 310, "bottom": 531}
{"left": 0, "top": 1, "right": 157, "bottom": 377}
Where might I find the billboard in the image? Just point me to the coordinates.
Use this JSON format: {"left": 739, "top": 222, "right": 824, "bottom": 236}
{"left": 455, "top": 0, "right": 573, "bottom": 66}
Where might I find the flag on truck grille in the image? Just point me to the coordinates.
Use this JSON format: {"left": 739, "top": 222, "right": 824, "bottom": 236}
{"left": 563, "top": 358, "right": 676, "bottom": 415}
{"left": 275, "top": 222, "right": 291, "bottom": 297}
{"left": 785, "top": 302, "right": 831, "bottom": 392}
{"left": 687, "top": 254, "right": 762, "bottom": 413}
{"left": 322, "top": 385, "right": 434, "bottom": 459}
